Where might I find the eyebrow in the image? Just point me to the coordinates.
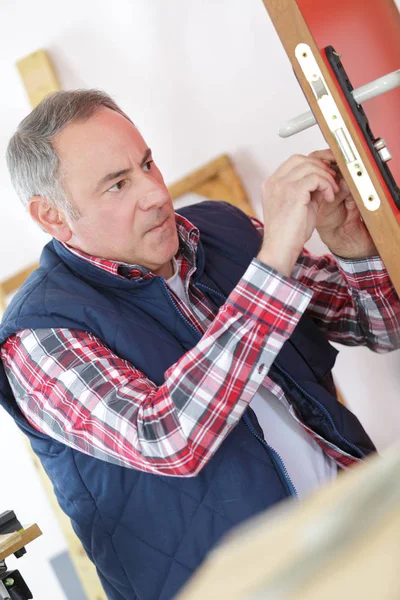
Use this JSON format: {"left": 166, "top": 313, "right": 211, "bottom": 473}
{"left": 94, "top": 148, "right": 152, "bottom": 193}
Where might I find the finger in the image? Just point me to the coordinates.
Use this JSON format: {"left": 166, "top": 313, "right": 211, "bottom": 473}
{"left": 308, "top": 149, "right": 336, "bottom": 162}
{"left": 272, "top": 154, "right": 308, "bottom": 179}
{"left": 339, "top": 177, "right": 350, "bottom": 195}
{"left": 300, "top": 173, "right": 338, "bottom": 203}
{"left": 286, "top": 162, "right": 339, "bottom": 192}
{"left": 327, "top": 177, "right": 352, "bottom": 204}
{"left": 320, "top": 160, "right": 344, "bottom": 188}
{"left": 345, "top": 197, "right": 358, "bottom": 210}
{"left": 273, "top": 153, "right": 336, "bottom": 179}
{"left": 324, "top": 175, "right": 352, "bottom": 202}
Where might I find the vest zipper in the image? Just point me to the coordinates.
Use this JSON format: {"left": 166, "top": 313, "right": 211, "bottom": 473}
{"left": 274, "top": 362, "right": 365, "bottom": 459}
{"left": 159, "top": 278, "right": 204, "bottom": 338}
{"left": 242, "top": 412, "right": 298, "bottom": 499}
{"left": 194, "top": 282, "right": 226, "bottom": 301}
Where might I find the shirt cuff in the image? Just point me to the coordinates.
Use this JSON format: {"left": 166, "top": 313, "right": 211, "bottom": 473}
{"left": 334, "top": 254, "right": 391, "bottom": 290}
{"left": 227, "top": 258, "right": 313, "bottom": 331}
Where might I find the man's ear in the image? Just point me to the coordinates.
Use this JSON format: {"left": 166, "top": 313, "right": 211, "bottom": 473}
{"left": 29, "top": 196, "right": 72, "bottom": 242}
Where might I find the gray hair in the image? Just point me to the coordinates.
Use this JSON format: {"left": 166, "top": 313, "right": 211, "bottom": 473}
{"left": 6, "top": 89, "right": 131, "bottom": 219}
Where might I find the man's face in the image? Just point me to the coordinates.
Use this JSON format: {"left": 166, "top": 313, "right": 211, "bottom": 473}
{"left": 51, "top": 107, "right": 179, "bottom": 277}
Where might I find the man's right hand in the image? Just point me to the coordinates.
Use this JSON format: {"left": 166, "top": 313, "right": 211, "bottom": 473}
{"left": 257, "top": 151, "right": 339, "bottom": 277}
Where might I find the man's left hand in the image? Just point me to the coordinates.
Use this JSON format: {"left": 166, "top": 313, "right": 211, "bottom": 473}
{"left": 313, "top": 150, "right": 378, "bottom": 259}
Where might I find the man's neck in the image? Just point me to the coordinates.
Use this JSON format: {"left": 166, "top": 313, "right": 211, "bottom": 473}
{"left": 153, "top": 259, "right": 175, "bottom": 280}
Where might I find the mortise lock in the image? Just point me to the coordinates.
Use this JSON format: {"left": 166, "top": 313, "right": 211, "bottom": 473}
{"left": 373, "top": 138, "right": 392, "bottom": 163}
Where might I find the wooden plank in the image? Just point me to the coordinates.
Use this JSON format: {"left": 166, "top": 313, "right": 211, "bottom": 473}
{"left": 261, "top": 0, "right": 400, "bottom": 295}
{"left": 178, "top": 446, "right": 400, "bottom": 599}
{"left": 16, "top": 50, "right": 60, "bottom": 108}
{"left": 0, "top": 524, "right": 42, "bottom": 561}
{"left": 169, "top": 154, "right": 233, "bottom": 199}
{"left": 2, "top": 264, "right": 39, "bottom": 296}
{"left": 0, "top": 286, "right": 7, "bottom": 318}
{"left": 169, "top": 154, "right": 255, "bottom": 215}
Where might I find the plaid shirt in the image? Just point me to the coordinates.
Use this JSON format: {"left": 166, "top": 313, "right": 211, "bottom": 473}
{"left": 2, "top": 213, "right": 400, "bottom": 476}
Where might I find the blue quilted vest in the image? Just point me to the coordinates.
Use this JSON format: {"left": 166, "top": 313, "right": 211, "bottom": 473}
{"left": 0, "top": 201, "right": 375, "bottom": 600}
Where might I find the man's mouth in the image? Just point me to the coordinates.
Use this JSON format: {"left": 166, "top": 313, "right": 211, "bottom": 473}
{"left": 147, "top": 215, "right": 169, "bottom": 233}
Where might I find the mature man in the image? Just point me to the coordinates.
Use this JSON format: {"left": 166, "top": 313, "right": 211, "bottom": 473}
{"left": 1, "top": 90, "right": 399, "bottom": 600}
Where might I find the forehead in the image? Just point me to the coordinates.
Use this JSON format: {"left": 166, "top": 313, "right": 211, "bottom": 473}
{"left": 53, "top": 107, "right": 147, "bottom": 191}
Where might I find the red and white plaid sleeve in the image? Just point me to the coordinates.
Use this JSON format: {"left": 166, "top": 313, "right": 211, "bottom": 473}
{"left": 251, "top": 216, "right": 400, "bottom": 352}
{"left": 1, "top": 258, "right": 312, "bottom": 476}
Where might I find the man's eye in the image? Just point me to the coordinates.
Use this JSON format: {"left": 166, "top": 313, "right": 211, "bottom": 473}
{"left": 142, "top": 160, "right": 153, "bottom": 173}
{"left": 108, "top": 180, "right": 126, "bottom": 192}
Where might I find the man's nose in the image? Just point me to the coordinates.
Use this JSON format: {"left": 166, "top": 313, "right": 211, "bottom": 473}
{"left": 137, "top": 174, "right": 169, "bottom": 211}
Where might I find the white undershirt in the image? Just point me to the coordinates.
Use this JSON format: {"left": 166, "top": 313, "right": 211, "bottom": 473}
{"left": 166, "top": 261, "right": 337, "bottom": 498}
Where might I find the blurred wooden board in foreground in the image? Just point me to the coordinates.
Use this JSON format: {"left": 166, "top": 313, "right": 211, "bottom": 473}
{"left": 178, "top": 444, "right": 400, "bottom": 599}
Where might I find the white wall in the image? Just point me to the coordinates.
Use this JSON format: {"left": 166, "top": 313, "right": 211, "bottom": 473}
{"left": 0, "top": 1, "right": 399, "bottom": 598}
